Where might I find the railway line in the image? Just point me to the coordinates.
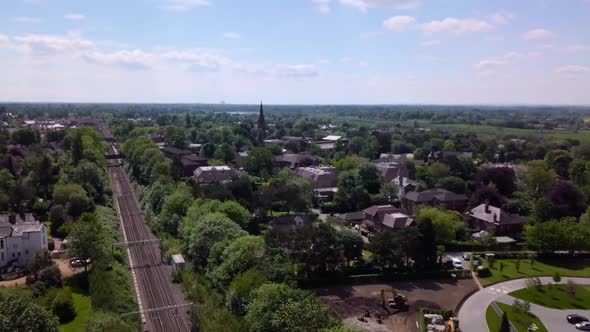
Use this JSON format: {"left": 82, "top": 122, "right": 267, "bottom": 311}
{"left": 104, "top": 128, "right": 192, "bottom": 332}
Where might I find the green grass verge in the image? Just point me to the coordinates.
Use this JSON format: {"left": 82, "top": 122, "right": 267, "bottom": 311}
{"left": 497, "top": 302, "right": 548, "bottom": 332}
{"left": 486, "top": 302, "right": 548, "bottom": 332}
{"left": 510, "top": 284, "right": 590, "bottom": 310}
{"left": 485, "top": 304, "right": 502, "bottom": 332}
{"left": 428, "top": 124, "right": 590, "bottom": 143}
{"left": 479, "top": 258, "right": 590, "bottom": 286}
{"left": 59, "top": 278, "right": 92, "bottom": 332}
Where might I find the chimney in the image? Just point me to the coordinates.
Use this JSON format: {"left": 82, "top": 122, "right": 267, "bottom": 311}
{"left": 493, "top": 213, "right": 498, "bottom": 223}
{"left": 485, "top": 204, "right": 490, "bottom": 213}
{"left": 399, "top": 176, "right": 404, "bottom": 187}
{"left": 8, "top": 213, "right": 16, "bottom": 224}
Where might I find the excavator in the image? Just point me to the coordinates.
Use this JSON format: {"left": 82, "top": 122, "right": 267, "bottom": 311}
{"left": 380, "top": 288, "right": 408, "bottom": 310}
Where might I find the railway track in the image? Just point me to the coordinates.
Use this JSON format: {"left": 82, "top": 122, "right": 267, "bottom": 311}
{"left": 106, "top": 137, "right": 191, "bottom": 332}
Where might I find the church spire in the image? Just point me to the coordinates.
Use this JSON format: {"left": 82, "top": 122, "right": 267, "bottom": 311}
{"left": 257, "top": 101, "right": 266, "bottom": 130}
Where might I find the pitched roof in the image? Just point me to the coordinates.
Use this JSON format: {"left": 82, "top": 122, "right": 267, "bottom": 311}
{"left": 193, "top": 166, "right": 234, "bottom": 182}
{"left": 468, "top": 204, "right": 523, "bottom": 226}
{"left": 403, "top": 188, "right": 466, "bottom": 203}
{"left": 382, "top": 213, "right": 415, "bottom": 230}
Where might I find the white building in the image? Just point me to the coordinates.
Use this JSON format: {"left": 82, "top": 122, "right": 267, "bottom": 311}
{"left": 0, "top": 213, "right": 48, "bottom": 268}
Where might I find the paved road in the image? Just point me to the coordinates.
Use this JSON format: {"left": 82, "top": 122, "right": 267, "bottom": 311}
{"left": 458, "top": 277, "right": 590, "bottom": 332}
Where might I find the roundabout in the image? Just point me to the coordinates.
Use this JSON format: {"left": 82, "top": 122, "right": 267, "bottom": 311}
{"left": 458, "top": 277, "right": 590, "bottom": 331}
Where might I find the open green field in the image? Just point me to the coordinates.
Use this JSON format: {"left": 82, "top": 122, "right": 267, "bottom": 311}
{"left": 479, "top": 258, "right": 590, "bottom": 286}
{"left": 59, "top": 277, "right": 92, "bottom": 332}
{"left": 510, "top": 284, "right": 590, "bottom": 310}
{"left": 428, "top": 123, "right": 590, "bottom": 142}
{"left": 486, "top": 302, "right": 548, "bottom": 332}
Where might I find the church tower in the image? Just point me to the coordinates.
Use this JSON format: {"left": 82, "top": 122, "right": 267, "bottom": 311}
{"left": 257, "top": 102, "right": 266, "bottom": 130}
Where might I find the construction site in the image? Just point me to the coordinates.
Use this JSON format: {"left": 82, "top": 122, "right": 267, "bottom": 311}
{"left": 315, "top": 279, "right": 477, "bottom": 332}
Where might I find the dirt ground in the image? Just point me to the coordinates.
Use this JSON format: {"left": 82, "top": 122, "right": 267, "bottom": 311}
{"left": 0, "top": 258, "right": 85, "bottom": 287}
{"left": 315, "top": 278, "right": 477, "bottom": 332}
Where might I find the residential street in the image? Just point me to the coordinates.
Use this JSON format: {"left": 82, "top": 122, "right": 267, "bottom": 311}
{"left": 458, "top": 277, "right": 590, "bottom": 332}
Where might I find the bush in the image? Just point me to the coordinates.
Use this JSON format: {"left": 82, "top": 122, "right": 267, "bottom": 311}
{"left": 553, "top": 272, "right": 561, "bottom": 283}
{"left": 38, "top": 266, "right": 62, "bottom": 287}
{"left": 51, "top": 289, "right": 76, "bottom": 323}
{"left": 476, "top": 267, "right": 491, "bottom": 277}
{"left": 48, "top": 238, "right": 55, "bottom": 251}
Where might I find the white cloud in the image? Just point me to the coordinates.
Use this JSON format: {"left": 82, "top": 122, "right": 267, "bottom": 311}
{"left": 556, "top": 65, "right": 590, "bottom": 74}
{"left": 476, "top": 51, "right": 541, "bottom": 72}
{"left": 383, "top": 16, "right": 416, "bottom": 32}
{"left": 420, "top": 39, "right": 440, "bottom": 47}
{"left": 567, "top": 44, "right": 590, "bottom": 52}
{"left": 312, "top": 0, "right": 331, "bottom": 14}
{"left": 163, "top": 50, "right": 232, "bottom": 72}
{"left": 10, "top": 33, "right": 94, "bottom": 56}
{"left": 64, "top": 13, "right": 86, "bottom": 21}
{"left": 338, "top": 0, "right": 421, "bottom": 13}
{"left": 161, "top": 0, "right": 209, "bottom": 12}
{"left": 489, "top": 11, "right": 514, "bottom": 25}
{"left": 223, "top": 32, "right": 241, "bottom": 39}
{"left": 420, "top": 18, "right": 492, "bottom": 34}
{"left": 276, "top": 64, "right": 319, "bottom": 78}
{"left": 13, "top": 16, "right": 43, "bottom": 23}
{"left": 522, "top": 28, "right": 553, "bottom": 40}
{"left": 83, "top": 50, "right": 155, "bottom": 70}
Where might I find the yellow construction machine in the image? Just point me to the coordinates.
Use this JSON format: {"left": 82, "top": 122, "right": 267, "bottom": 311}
{"left": 380, "top": 288, "right": 408, "bottom": 309}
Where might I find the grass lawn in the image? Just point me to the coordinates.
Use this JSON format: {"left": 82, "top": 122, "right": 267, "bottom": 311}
{"left": 485, "top": 304, "right": 501, "bottom": 332}
{"left": 487, "top": 302, "right": 548, "bottom": 332}
{"left": 479, "top": 258, "right": 590, "bottom": 286}
{"left": 59, "top": 277, "right": 92, "bottom": 332}
{"left": 510, "top": 284, "right": 590, "bottom": 310}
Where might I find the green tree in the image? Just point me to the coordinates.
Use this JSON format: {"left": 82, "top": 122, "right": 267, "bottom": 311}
{"left": 67, "top": 214, "right": 105, "bottom": 272}
{"left": 416, "top": 207, "right": 465, "bottom": 244}
{"left": 524, "top": 160, "right": 556, "bottom": 197}
{"left": 358, "top": 163, "right": 381, "bottom": 194}
{"left": 207, "top": 236, "right": 265, "bottom": 287}
{"left": 244, "top": 147, "right": 274, "bottom": 179}
{"left": 29, "top": 250, "right": 54, "bottom": 275}
{"left": 428, "top": 162, "right": 450, "bottom": 182}
{"left": 435, "top": 176, "right": 466, "bottom": 194}
{"left": 226, "top": 269, "right": 268, "bottom": 315}
{"left": 333, "top": 170, "right": 371, "bottom": 212}
{"left": 0, "top": 288, "right": 59, "bottom": 332}
{"left": 159, "top": 183, "right": 193, "bottom": 235}
{"left": 84, "top": 310, "right": 134, "bottom": 332}
{"left": 336, "top": 229, "right": 364, "bottom": 266}
{"left": 214, "top": 143, "right": 236, "bottom": 164}
{"left": 180, "top": 212, "right": 247, "bottom": 265}
{"left": 53, "top": 183, "right": 94, "bottom": 218}
{"left": 416, "top": 218, "right": 438, "bottom": 270}
{"left": 245, "top": 283, "right": 333, "bottom": 332}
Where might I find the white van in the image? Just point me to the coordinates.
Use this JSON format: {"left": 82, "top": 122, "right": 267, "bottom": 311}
{"left": 451, "top": 257, "right": 463, "bottom": 270}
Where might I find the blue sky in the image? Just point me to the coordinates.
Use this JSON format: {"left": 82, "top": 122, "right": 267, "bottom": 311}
{"left": 1, "top": 0, "right": 589, "bottom": 104}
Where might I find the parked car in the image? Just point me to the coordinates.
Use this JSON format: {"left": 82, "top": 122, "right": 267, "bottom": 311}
{"left": 568, "top": 314, "right": 589, "bottom": 324}
{"left": 462, "top": 253, "right": 471, "bottom": 261}
{"left": 451, "top": 258, "right": 463, "bottom": 270}
{"left": 576, "top": 321, "right": 590, "bottom": 331}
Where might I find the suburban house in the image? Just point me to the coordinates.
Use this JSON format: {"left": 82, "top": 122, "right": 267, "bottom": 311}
{"left": 268, "top": 214, "right": 315, "bottom": 233}
{"left": 402, "top": 188, "right": 467, "bottom": 215}
{"left": 465, "top": 204, "right": 524, "bottom": 234}
{"left": 179, "top": 154, "right": 209, "bottom": 177}
{"left": 0, "top": 213, "right": 48, "bottom": 269}
{"left": 361, "top": 205, "right": 413, "bottom": 232}
{"left": 193, "top": 166, "right": 235, "bottom": 184}
{"left": 296, "top": 166, "right": 339, "bottom": 189}
{"left": 161, "top": 147, "right": 193, "bottom": 159}
{"left": 375, "top": 162, "right": 409, "bottom": 182}
{"left": 274, "top": 154, "right": 319, "bottom": 169}
{"left": 428, "top": 151, "right": 473, "bottom": 161}
{"left": 147, "top": 132, "right": 165, "bottom": 143}
{"left": 333, "top": 211, "right": 364, "bottom": 225}
{"left": 392, "top": 176, "right": 420, "bottom": 197}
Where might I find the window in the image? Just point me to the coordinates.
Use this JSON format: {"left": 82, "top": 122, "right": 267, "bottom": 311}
{"left": 12, "top": 253, "right": 15, "bottom": 258}
{"left": 0, "top": 239, "right": 3, "bottom": 249}
{"left": 1, "top": 253, "right": 3, "bottom": 261}
{"left": 25, "top": 250, "right": 29, "bottom": 255}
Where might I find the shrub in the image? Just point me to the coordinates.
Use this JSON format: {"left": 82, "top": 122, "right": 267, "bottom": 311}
{"left": 476, "top": 267, "right": 491, "bottom": 277}
{"left": 552, "top": 272, "right": 561, "bottom": 283}
{"left": 51, "top": 289, "right": 76, "bottom": 323}
{"left": 38, "top": 266, "right": 62, "bottom": 287}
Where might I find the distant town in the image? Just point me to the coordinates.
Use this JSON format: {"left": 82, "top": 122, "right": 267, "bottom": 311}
{"left": 0, "top": 103, "right": 589, "bottom": 332}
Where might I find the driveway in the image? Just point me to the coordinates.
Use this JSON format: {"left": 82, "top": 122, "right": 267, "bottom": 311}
{"left": 458, "top": 277, "right": 590, "bottom": 332}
